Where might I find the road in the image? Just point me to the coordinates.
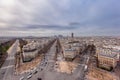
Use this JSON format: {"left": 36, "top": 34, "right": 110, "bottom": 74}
{"left": 28, "top": 40, "right": 89, "bottom": 80}
{"left": 74, "top": 55, "right": 89, "bottom": 80}
{"left": 0, "top": 40, "right": 20, "bottom": 80}
{"left": 0, "top": 39, "right": 90, "bottom": 80}
{"left": 28, "top": 40, "right": 57, "bottom": 80}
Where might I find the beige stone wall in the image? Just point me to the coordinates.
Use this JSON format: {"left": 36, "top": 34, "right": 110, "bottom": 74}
{"left": 98, "top": 55, "right": 117, "bottom": 69}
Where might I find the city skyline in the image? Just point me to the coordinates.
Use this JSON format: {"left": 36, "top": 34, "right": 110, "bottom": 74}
{"left": 0, "top": 0, "right": 120, "bottom": 37}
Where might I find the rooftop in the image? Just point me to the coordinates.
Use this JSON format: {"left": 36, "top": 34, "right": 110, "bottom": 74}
{"left": 99, "top": 52, "right": 117, "bottom": 58}
{"left": 98, "top": 48, "right": 118, "bottom": 58}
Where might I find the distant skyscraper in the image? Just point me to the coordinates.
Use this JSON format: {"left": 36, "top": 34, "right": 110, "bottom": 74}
{"left": 71, "top": 33, "right": 74, "bottom": 38}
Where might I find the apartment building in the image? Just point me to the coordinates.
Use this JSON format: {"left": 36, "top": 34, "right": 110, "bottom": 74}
{"left": 97, "top": 48, "right": 118, "bottom": 70}
{"left": 63, "top": 41, "right": 83, "bottom": 61}
{"left": 22, "top": 41, "right": 39, "bottom": 62}
{"left": 63, "top": 49, "right": 77, "bottom": 61}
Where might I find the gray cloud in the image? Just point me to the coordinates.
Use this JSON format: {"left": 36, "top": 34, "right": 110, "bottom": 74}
{"left": 0, "top": 0, "right": 120, "bottom": 36}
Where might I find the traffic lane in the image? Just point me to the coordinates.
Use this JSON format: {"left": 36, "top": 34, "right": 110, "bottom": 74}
{"left": 0, "top": 66, "right": 15, "bottom": 80}
{"left": 0, "top": 55, "right": 14, "bottom": 79}
{"left": 0, "top": 57, "right": 12, "bottom": 79}
{"left": 1, "top": 40, "right": 19, "bottom": 80}
{"left": 0, "top": 40, "right": 19, "bottom": 79}
{"left": 0, "top": 68, "right": 6, "bottom": 80}
{"left": 19, "top": 41, "right": 56, "bottom": 80}
{"left": 3, "top": 67, "right": 13, "bottom": 80}
{"left": 7, "top": 66, "right": 14, "bottom": 80}
{"left": 0, "top": 60, "right": 10, "bottom": 68}
{"left": 13, "top": 70, "right": 30, "bottom": 80}
{"left": 28, "top": 59, "right": 53, "bottom": 79}
{"left": 79, "top": 67, "right": 85, "bottom": 80}
{"left": 35, "top": 41, "right": 57, "bottom": 79}
{"left": 7, "top": 59, "right": 14, "bottom": 66}
{"left": 44, "top": 41, "right": 85, "bottom": 80}
{"left": 73, "top": 54, "right": 89, "bottom": 80}
{"left": 1, "top": 58, "right": 15, "bottom": 80}
{"left": 2, "top": 64, "right": 15, "bottom": 80}
{"left": 73, "top": 64, "right": 85, "bottom": 79}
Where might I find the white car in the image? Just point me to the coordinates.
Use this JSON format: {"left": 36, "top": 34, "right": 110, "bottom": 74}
{"left": 27, "top": 75, "right": 32, "bottom": 79}
{"left": 84, "top": 65, "right": 88, "bottom": 72}
{"left": 19, "top": 77, "right": 24, "bottom": 80}
{"left": 33, "top": 70, "right": 38, "bottom": 74}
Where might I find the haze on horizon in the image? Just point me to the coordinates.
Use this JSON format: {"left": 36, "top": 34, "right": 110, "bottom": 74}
{"left": 0, "top": 0, "right": 120, "bottom": 37}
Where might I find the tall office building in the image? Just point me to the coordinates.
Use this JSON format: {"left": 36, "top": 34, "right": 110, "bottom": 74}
{"left": 71, "top": 33, "right": 74, "bottom": 38}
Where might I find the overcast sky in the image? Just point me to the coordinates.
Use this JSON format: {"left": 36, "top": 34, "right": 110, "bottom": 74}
{"left": 0, "top": 0, "right": 120, "bottom": 37}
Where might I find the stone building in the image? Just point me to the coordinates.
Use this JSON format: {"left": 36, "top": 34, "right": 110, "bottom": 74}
{"left": 63, "top": 49, "right": 77, "bottom": 61}
{"left": 22, "top": 41, "right": 39, "bottom": 62}
{"left": 97, "top": 48, "right": 118, "bottom": 70}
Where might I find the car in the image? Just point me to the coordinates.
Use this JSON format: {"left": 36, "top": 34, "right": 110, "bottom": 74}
{"left": 40, "top": 68, "right": 43, "bottom": 71}
{"left": 33, "top": 70, "right": 38, "bottom": 74}
{"left": 27, "top": 75, "right": 32, "bottom": 79}
{"left": 37, "top": 78, "right": 42, "bottom": 80}
{"left": 19, "top": 77, "right": 24, "bottom": 80}
{"left": 41, "top": 63, "right": 43, "bottom": 65}
{"left": 28, "top": 72, "right": 32, "bottom": 75}
{"left": 84, "top": 65, "right": 88, "bottom": 72}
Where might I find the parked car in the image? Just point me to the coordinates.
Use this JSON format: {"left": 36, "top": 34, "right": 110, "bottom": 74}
{"left": 27, "top": 74, "right": 32, "bottom": 79}
{"left": 37, "top": 78, "right": 42, "bottom": 80}
{"left": 33, "top": 70, "right": 38, "bottom": 74}
{"left": 19, "top": 77, "right": 24, "bottom": 80}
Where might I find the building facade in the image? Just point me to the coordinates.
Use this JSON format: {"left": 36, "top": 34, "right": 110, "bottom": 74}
{"left": 97, "top": 48, "right": 118, "bottom": 70}
{"left": 22, "top": 41, "right": 39, "bottom": 62}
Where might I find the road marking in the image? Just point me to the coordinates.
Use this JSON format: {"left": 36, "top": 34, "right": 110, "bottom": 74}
{"left": 1, "top": 65, "right": 14, "bottom": 70}
{"left": 78, "top": 64, "right": 85, "bottom": 66}
{"left": 2, "top": 40, "right": 19, "bottom": 80}
{"left": 6, "top": 57, "right": 14, "bottom": 60}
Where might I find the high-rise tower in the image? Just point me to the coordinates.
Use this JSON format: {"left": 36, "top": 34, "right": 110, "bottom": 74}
{"left": 71, "top": 33, "right": 74, "bottom": 38}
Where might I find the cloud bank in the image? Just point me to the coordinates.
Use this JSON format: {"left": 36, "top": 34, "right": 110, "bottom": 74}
{"left": 0, "top": 0, "right": 120, "bottom": 36}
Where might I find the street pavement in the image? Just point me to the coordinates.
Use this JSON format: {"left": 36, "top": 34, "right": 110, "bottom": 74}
{"left": 0, "top": 39, "right": 90, "bottom": 80}
{"left": 0, "top": 40, "right": 20, "bottom": 80}
{"left": 28, "top": 41, "right": 89, "bottom": 80}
